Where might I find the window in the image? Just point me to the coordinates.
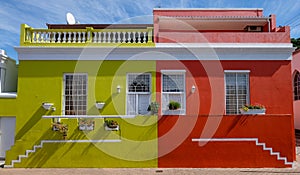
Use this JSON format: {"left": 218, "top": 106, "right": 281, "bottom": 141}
{"left": 294, "top": 71, "right": 300, "bottom": 100}
{"left": 126, "top": 73, "right": 151, "bottom": 115}
{"left": 225, "top": 71, "right": 249, "bottom": 114}
{"left": 161, "top": 70, "right": 186, "bottom": 115}
{"left": 63, "top": 74, "right": 87, "bottom": 115}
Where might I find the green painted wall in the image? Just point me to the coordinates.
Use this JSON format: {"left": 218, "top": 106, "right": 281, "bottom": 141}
{"left": 4, "top": 60, "right": 158, "bottom": 167}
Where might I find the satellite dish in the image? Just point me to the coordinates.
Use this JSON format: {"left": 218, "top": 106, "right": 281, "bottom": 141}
{"left": 66, "top": 12, "right": 76, "bottom": 25}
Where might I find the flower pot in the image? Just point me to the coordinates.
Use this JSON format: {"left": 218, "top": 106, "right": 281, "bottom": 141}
{"left": 95, "top": 102, "right": 105, "bottom": 109}
{"left": 240, "top": 108, "right": 266, "bottom": 115}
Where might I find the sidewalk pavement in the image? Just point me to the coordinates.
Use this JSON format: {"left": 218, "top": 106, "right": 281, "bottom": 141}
{"left": 0, "top": 166, "right": 300, "bottom": 175}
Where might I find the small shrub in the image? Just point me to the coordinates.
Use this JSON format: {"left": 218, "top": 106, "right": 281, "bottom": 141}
{"left": 168, "top": 101, "right": 181, "bottom": 110}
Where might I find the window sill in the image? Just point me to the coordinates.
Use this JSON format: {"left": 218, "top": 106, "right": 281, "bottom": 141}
{"left": 42, "top": 115, "right": 136, "bottom": 118}
{"left": 0, "top": 92, "right": 17, "bottom": 99}
{"left": 162, "top": 109, "right": 185, "bottom": 116}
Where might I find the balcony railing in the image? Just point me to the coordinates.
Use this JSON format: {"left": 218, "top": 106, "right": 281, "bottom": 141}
{"left": 20, "top": 24, "right": 154, "bottom": 47}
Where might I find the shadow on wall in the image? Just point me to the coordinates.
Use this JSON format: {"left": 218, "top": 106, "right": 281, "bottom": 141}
{"left": 15, "top": 107, "right": 45, "bottom": 140}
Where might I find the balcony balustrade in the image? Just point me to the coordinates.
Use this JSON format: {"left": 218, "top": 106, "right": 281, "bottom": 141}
{"left": 20, "top": 24, "right": 154, "bottom": 46}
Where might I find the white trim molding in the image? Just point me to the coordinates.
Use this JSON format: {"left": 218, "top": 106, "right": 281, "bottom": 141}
{"left": 42, "top": 115, "right": 136, "bottom": 118}
{"left": 16, "top": 43, "right": 294, "bottom": 61}
{"left": 224, "top": 70, "right": 251, "bottom": 73}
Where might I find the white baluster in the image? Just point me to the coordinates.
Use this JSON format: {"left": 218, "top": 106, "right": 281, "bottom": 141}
{"left": 137, "top": 32, "right": 141, "bottom": 43}
{"left": 77, "top": 32, "right": 81, "bottom": 43}
{"left": 93, "top": 32, "right": 97, "bottom": 43}
{"left": 63, "top": 32, "right": 67, "bottom": 43}
{"left": 122, "top": 32, "right": 126, "bottom": 43}
{"left": 143, "top": 32, "right": 147, "bottom": 43}
{"left": 98, "top": 32, "right": 101, "bottom": 43}
{"left": 33, "top": 32, "right": 37, "bottom": 43}
{"left": 127, "top": 32, "right": 131, "bottom": 43}
{"left": 38, "top": 32, "right": 42, "bottom": 43}
{"left": 68, "top": 32, "right": 72, "bottom": 43}
{"left": 42, "top": 32, "right": 47, "bottom": 43}
{"left": 117, "top": 32, "right": 121, "bottom": 43}
{"left": 103, "top": 32, "right": 106, "bottom": 43}
{"left": 112, "top": 32, "right": 116, "bottom": 43}
{"left": 107, "top": 32, "right": 111, "bottom": 43}
{"left": 57, "top": 32, "right": 61, "bottom": 43}
{"left": 82, "top": 32, "right": 86, "bottom": 42}
{"left": 72, "top": 32, "right": 77, "bottom": 43}
{"left": 51, "top": 32, "right": 56, "bottom": 43}
{"left": 132, "top": 32, "right": 136, "bottom": 43}
{"left": 87, "top": 32, "right": 90, "bottom": 42}
{"left": 46, "top": 32, "right": 51, "bottom": 43}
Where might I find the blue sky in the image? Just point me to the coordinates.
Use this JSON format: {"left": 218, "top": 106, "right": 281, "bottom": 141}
{"left": 1, "top": 0, "right": 300, "bottom": 61}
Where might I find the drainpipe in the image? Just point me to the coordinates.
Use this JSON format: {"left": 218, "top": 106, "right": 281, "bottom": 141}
{"left": 268, "top": 17, "right": 271, "bottom": 33}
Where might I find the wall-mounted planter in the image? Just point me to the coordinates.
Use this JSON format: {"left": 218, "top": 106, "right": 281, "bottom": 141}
{"left": 42, "top": 103, "right": 53, "bottom": 110}
{"left": 162, "top": 109, "right": 183, "bottom": 115}
{"left": 78, "top": 119, "right": 95, "bottom": 131}
{"left": 104, "top": 120, "right": 119, "bottom": 131}
{"left": 105, "top": 125, "right": 119, "bottom": 131}
{"left": 240, "top": 109, "right": 266, "bottom": 115}
{"left": 95, "top": 102, "right": 105, "bottom": 109}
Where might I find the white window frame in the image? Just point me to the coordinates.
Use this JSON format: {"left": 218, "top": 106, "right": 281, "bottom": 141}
{"left": 224, "top": 70, "right": 250, "bottom": 115}
{"left": 126, "top": 73, "right": 151, "bottom": 115}
{"left": 294, "top": 71, "right": 300, "bottom": 101}
{"left": 161, "top": 70, "right": 186, "bottom": 115}
{"left": 62, "top": 73, "right": 88, "bottom": 116}
{"left": 0, "top": 68, "right": 6, "bottom": 93}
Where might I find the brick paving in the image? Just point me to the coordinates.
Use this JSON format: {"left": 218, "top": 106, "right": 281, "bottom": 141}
{"left": 1, "top": 132, "right": 300, "bottom": 175}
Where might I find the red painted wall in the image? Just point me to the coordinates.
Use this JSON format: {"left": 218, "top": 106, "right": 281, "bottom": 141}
{"left": 156, "top": 60, "right": 295, "bottom": 167}
{"left": 156, "top": 60, "right": 293, "bottom": 115}
{"left": 158, "top": 115, "right": 295, "bottom": 168}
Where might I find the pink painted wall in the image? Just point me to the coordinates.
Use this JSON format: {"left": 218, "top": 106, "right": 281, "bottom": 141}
{"left": 153, "top": 9, "right": 289, "bottom": 43}
{"left": 292, "top": 50, "right": 300, "bottom": 130}
{"left": 157, "top": 31, "right": 291, "bottom": 43}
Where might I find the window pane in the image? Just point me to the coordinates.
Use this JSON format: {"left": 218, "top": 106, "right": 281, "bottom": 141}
{"left": 64, "top": 74, "right": 87, "bottom": 115}
{"left": 128, "top": 74, "right": 150, "bottom": 93}
{"left": 225, "top": 72, "right": 249, "bottom": 114}
{"left": 162, "top": 74, "right": 184, "bottom": 92}
{"left": 161, "top": 72, "right": 186, "bottom": 115}
{"left": 127, "top": 73, "right": 151, "bottom": 115}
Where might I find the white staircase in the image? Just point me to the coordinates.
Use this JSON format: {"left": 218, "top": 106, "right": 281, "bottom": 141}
{"left": 5, "top": 143, "right": 43, "bottom": 168}
{"left": 192, "top": 138, "right": 294, "bottom": 167}
{"left": 4, "top": 139, "right": 121, "bottom": 168}
{"left": 255, "top": 139, "right": 293, "bottom": 166}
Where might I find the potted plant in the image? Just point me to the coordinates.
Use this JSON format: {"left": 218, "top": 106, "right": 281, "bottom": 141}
{"left": 168, "top": 101, "right": 181, "bottom": 110}
{"left": 147, "top": 101, "right": 159, "bottom": 115}
{"left": 78, "top": 118, "right": 95, "bottom": 131}
{"left": 240, "top": 104, "right": 266, "bottom": 115}
{"left": 52, "top": 122, "right": 68, "bottom": 140}
{"left": 104, "top": 119, "right": 119, "bottom": 131}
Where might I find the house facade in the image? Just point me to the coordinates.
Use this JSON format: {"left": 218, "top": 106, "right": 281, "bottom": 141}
{"left": 0, "top": 49, "right": 17, "bottom": 159}
{"left": 293, "top": 50, "right": 300, "bottom": 130}
{"left": 0, "top": 8, "right": 296, "bottom": 168}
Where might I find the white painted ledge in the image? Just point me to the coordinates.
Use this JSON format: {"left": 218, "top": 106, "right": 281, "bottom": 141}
{"left": 0, "top": 92, "right": 17, "bottom": 99}
{"left": 42, "top": 115, "right": 136, "bottom": 118}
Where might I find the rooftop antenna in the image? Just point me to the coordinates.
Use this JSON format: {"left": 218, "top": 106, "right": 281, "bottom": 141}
{"left": 66, "top": 12, "right": 76, "bottom": 25}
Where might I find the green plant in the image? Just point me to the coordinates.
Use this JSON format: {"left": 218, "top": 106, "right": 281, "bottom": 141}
{"left": 52, "top": 122, "right": 68, "bottom": 140}
{"left": 168, "top": 101, "right": 181, "bottom": 110}
{"left": 147, "top": 101, "right": 159, "bottom": 114}
{"left": 105, "top": 120, "right": 119, "bottom": 128}
{"left": 241, "top": 104, "right": 265, "bottom": 111}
